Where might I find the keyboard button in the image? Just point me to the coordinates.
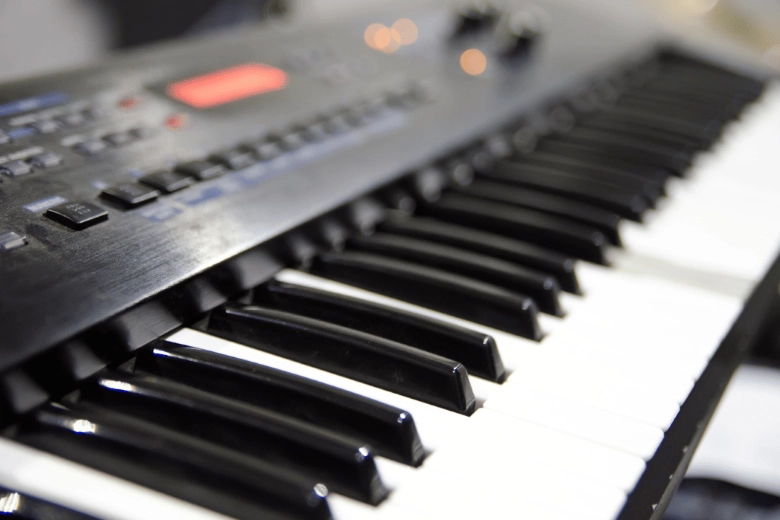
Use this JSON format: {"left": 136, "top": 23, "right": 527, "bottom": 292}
{"left": 242, "top": 140, "right": 283, "bottom": 161}
{"left": 209, "top": 149, "right": 255, "bottom": 170}
{"left": 421, "top": 193, "right": 609, "bottom": 264}
{"left": 102, "top": 132, "right": 134, "bottom": 147}
{"left": 80, "top": 372, "right": 387, "bottom": 505}
{"left": 135, "top": 345, "right": 425, "bottom": 466}
{"left": 17, "top": 405, "right": 332, "bottom": 520}
{"left": 310, "top": 251, "right": 542, "bottom": 339}
{"left": 257, "top": 280, "right": 506, "bottom": 382}
{"left": 58, "top": 112, "right": 86, "bottom": 128}
{"left": 139, "top": 170, "right": 195, "bottom": 193}
{"left": 175, "top": 160, "right": 226, "bottom": 181}
{"left": 0, "top": 160, "right": 32, "bottom": 178}
{"left": 100, "top": 183, "right": 159, "bottom": 208}
{"left": 207, "top": 304, "right": 477, "bottom": 414}
{"left": 0, "top": 231, "right": 28, "bottom": 251}
{"left": 378, "top": 215, "right": 581, "bottom": 293}
{"left": 347, "top": 232, "right": 564, "bottom": 316}
{"left": 452, "top": 181, "right": 623, "bottom": 245}
{"left": 0, "top": 130, "right": 9, "bottom": 145}
{"left": 8, "top": 127, "right": 36, "bottom": 140}
{"left": 73, "top": 140, "right": 107, "bottom": 156}
{"left": 27, "top": 152, "right": 63, "bottom": 169}
{"left": 45, "top": 201, "right": 108, "bottom": 230}
{"left": 29, "top": 120, "right": 60, "bottom": 134}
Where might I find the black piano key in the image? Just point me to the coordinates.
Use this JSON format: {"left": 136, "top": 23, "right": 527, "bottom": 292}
{"left": 452, "top": 182, "right": 622, "bottom": 245}
{"left": 481, "top": 162, "right": 648, "bottom": 221}
{"left": 577, "top": 118, "right": 708, "bottom": 153}
{"left": 17, "top": 405, "right": 332, "bottom": 520}
{"left": 612, "top": 95, "right": 727, "bottom": 133}
{"left": 79, "top": 372, "right": 386, "bottom": 505}
{"left": 208, "top": 304, "right": 478, "bottom": 414}
{"left": 346, "top": 232, "right": 563, "bottom": 316}
{"left": 377, "top": 215, "right": 581, "bottom": 293}
{"left": 618, "top": 89, "right": 739, "bottom": 121}
{"left": 420, "top": 193, "right": 609, "bottom": 264}
{"left": 514, "top": 149, "right": 670, "bottom": 188}
{"left": 594, "top": 106, "right": 722, "bottom": 144}
{"left": 135, "top": 345, "right": 425, "bottom": 466}
{"left": 551, "top": 126, "right": 692, "bottom": 172}
{"left": 0, "top": 487, "right": 98, "bottom": 519}
{"left": 257, "top": 280, "right": 507, "bottom": 382}
{"left": 309, "top": 250, "right": 543, "bottom": 339}
{"left": 534, "top": 136, "right": 687, "bottom": 178}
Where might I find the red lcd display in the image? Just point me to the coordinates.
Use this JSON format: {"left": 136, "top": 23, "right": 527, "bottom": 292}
{"left": 167, "top": 63, "right": 288, "bottom": 109}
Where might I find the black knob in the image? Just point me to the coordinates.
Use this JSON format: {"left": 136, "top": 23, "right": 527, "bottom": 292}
{"left": 452, "top": 4, "right": 498, "bottom": 38}
{"left": 499, "top": 10, "right": 542, "bottom": 60}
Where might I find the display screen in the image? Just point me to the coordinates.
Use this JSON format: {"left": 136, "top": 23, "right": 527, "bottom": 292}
{"left": 166, "top": 63, "right": 288, "bottom": 109}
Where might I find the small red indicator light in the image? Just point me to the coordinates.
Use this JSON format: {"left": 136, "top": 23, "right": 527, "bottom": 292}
{"left": 119, "top": 96, "right": 139, "bottom": 110}
{"left": 167, "top": 63, "right": 288, "bottom": 109}
{"left": 165, "top": 114, "right": 187, "bottom": 130}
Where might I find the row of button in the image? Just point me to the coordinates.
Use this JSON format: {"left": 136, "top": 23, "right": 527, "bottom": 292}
{"left": 73, "top": 126, "right": 153, "bottom": 156}
{"left": 0, "top": 151, "right": 63, "bottom": 178}
{"left": 0, "top": 107, "right": 105, "bottom": 145}
{"left": 98, "top": 98, "right": 394, "bottom": 209}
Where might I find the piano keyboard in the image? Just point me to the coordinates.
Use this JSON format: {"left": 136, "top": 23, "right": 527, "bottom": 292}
{"left": 1, "top": 1, "right": 779, "bottom": 518}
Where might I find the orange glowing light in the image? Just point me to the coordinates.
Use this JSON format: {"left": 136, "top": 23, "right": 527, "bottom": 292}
{"left": 167, "top": 63, "right": 287, "bottom": 109}
{"left": 392, "top": 18, "right": 418, "bottom": 45}
{"left": 460, "top": 49, "right": 487, "bottom": 76}
{"left": 364, "top": 23, "right": 386, "bottom": 49}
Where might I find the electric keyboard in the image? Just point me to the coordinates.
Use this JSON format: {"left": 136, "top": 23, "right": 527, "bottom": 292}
{"left": 1, "top": 0, "right": 779, "bottom": 518}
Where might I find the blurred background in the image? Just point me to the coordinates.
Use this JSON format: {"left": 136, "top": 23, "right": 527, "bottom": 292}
{"left": 1, "top": 0, "right": 779, "bottom": 517}
{"left": 0, "top": 0, "right": 778, "bottom": 82}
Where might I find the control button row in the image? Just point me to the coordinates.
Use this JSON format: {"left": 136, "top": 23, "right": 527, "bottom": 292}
{"left": 2, "top": 106, "right": 106, "bottom": 145}
{"left": 0, "top": 152, "right": 63, "bottom": 178}
{"left": 72, "top": 126, "right": 153, "bottom": 156}
{"left": 99, "top": 160, "right": 228, "bottom": 209}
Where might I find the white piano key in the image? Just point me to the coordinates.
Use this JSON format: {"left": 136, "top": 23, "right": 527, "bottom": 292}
{"left": 505, "top": 370, "right": 680, "bottom": 430}
{"left": 386, "top": 455, "right": 626, "bottom": 520}
{"left": 421, "top": 409, "right": 646, "bottom": 492}
{"left": 484, "top": 384, "right": 665, "bottom": 460}
{"left": 166, "top": 328, "right": 470, "bottom": 452}
{"left": 0, "top": 438, "right": 230, "bottom": 520}
{"left": 329, "top": 494, "right": 428, "bottom": 520}
{"left": 276, "top": 270, "right": 697, "bottom": 403}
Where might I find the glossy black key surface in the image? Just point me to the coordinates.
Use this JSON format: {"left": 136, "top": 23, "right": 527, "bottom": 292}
{"left": 420, "top": 193, "right": 609, "bottom": 264}
{"left": 310, "top": 250, "right": 542, "bottom": 339}
{"left": 17, "top": 405, "right": 331, "bottom": 520}
{"left": 209, "top": 149, "right": 256, "bottom": 170}
{"left": 257, "top": 280, "right": 506, "bottom": 381}
{"left": 577, "top": 118, "right": 707, "bottom": 153}
{"left": 139, "top": 170, "right": 195, "bottom": 194}
{"left": 208, "top": 304, "right": 477, "bottom": 414}
{"left": 378, "top": 215, "right": 581, "bottom": 293}
{"left": 0, "top": 487, "right": 98, "bottom": 519}
{"left": 452, "top": 181, "right": 622, "bottom": 245}
{"left": 347, "top": 232, "right": 563, "bottom": 316}
{"left": 514, "top": 148, "right": 670, "bottom": 188}
{"left": 482, "top": 162, "right": 648, "bottom": 221}
{"left": 44, "top": 201, "right": 108, "bottom": 230}
{"left": 100, "top": 183, "right": 160, "bottom": 208}
{"left": 136, "top": 345, "right": 425, "bottom": 465}
{"left": 80, "top": 372, "right": 386, "bottom": 504}
{"left": 175, "top": 160, "right": 226, "bottom": 181}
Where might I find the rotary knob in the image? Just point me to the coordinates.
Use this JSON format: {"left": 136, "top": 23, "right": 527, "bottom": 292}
{"left": 452, "top": 3, "right": 499, "bottom": 38}
{"left": 498, "top": 10, "right": 542, "bottom": 60}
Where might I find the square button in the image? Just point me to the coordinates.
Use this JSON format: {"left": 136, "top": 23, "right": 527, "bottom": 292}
{"left": 101, "top": 183, "right": 159, "bottom": 208}
{"left": 139, "top": 170, "right": 195, "bottom": 193}
{"left": 0, "top": 160, "right": 32, "bottom": 178}
{"left": 0, "top": 231, "right": 27, "bottom": 251}
{"left": 175, "top": 160, "right": 226, "bottom": 181}
{"left": 28, "top": 152, "right": 63, "bottom": 169}
{"left": 45, "top": 201, "right": 108, "bottom": 230}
